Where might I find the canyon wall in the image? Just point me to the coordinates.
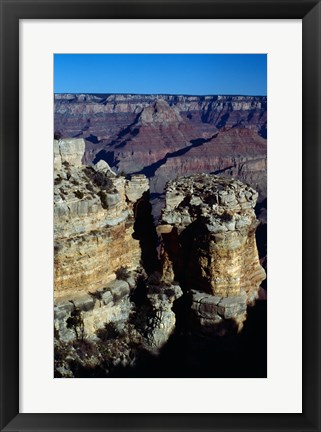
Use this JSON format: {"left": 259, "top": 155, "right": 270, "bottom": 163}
{"left": 54, "top": 94, "right": 267, "bottom": 212}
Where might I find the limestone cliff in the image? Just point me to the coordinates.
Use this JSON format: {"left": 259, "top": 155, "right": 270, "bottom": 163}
{"left": 157, "top": 174, "right": 266, "bottom": 332}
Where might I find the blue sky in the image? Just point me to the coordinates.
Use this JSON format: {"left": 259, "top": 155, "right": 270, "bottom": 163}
{"left": 54, "top": 54, "right": 266, "bottom": 96}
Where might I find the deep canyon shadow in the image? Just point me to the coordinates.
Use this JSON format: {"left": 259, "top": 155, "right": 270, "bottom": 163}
{"left": 106, "top": 298, "right": 267, "bottom": 378}
{"left": 132, "top": 192, "right": 160, "bottom": 275}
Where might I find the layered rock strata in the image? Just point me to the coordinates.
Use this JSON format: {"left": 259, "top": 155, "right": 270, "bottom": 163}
{"left": 54, "top": 93, "right": 267, "bottom": 212}
{"left": 54, "top": 94, "right": 266, "bottom": 141}
{"left": 54, "top": 139, "right": 149, "bottom": 340}
{"left": 157, "top": 174, "right": 266, "bottom": 332}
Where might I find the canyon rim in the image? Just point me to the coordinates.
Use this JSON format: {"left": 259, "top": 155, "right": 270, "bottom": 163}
{"left": 54, "top": 54, "right": 267, "bottom": 378}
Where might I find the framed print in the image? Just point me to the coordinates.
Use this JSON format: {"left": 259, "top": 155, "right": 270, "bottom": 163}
{"left": 0, "top": 0, "right": 320, "bottom": 431}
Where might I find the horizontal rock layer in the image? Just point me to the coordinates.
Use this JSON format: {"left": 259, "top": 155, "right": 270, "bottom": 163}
{"left": 54, "top": 279, "right": 132, "bottom": 341}
{"left": 190, "top": 290, "right": 247, "bottom": 334}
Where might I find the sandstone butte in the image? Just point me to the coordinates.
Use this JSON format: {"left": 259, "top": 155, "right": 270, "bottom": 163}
{"left": 158, "top": 174, "right": 266, "bottom": 332}
{"left": 54, "top": 138, "right": 266, "bottom": 347}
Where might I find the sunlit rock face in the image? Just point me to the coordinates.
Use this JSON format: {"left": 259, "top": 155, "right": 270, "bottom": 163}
{"left": 158, "top": 174, "right": 266, "bottom": 332}
{"left": 54, "top": 138, "right": 149, "bottom": 303}
{"left": 54, "top": 138, "right": 85, "bottom": 169}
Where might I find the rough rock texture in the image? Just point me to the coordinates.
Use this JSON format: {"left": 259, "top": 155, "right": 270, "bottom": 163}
{"left": 54, "top": 138, "right": 85, "bottom": 169}
{"left": 158, "top": 174, "right": 266, "bottom": 332}
{"left": 125, "top": 174, "right": 149, "bottom": 203}
{"left": 54, "top": 279, "right": 132, "bottom": 341}
{"left": 190, "top": 290, "right": 247, "bottom": 334}
{"left": 54, "top": 139, "right": 149, "bottom": 339}
{"left": 54, "top": 94, "right": 267, "bottom": 215}
{"left": 94, "top": 159, "right": 117, "bottom": 176}
{"left": 143, "top": 279, "right": 183, "bottom": 349}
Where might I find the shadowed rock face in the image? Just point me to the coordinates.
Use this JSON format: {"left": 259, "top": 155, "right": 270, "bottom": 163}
{"left": 54, "top": 94, "right": 267, "bottom": 210}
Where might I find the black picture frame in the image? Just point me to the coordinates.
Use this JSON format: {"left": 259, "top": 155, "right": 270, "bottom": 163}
{"left": 0, "top": 1, "right": 320, "bottom": 431}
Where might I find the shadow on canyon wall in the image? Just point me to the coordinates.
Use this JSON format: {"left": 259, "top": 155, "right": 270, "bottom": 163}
{"left": 132, "top": 191, "right": 160, "bottom": 275}
{"left": 89, "top": 297, "right": 267, "bottom": 379}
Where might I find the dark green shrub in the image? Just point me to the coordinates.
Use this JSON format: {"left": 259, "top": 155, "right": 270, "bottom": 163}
{"left": 116, "top": 266, "right": 130, "bottom": 281}
{"left": 84, "top": 167, "right": 113, "bottom": 190}
{"left": 97, "top": 322, "right": 120, "bottom": 341}
{"left": 74, "top": 190, "right": 84, "bottom": 199}
{"left": 220, "top": 211, "right": 233, "bottom": 222}
{"left": 66, "top": 306, "right": 85, "bottom": 341}
{"left": 54, "top": 176, "right": 62, "bottom": 185}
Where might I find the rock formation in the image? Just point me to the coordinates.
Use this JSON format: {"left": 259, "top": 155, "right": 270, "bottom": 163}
{"left": 54, "top": 138, "right": 149, "bottom": 340}
{"left": 54, "top": 137, "right": 85, "bottom": 169}
{"left": 157, "top": 174, "right": 266, "bottom": 333}
{"left": 143, "top": 275, "right": 183, "bottom": 349}
{"left": 54, "top": 143, "right": 265, "bottom": 341}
